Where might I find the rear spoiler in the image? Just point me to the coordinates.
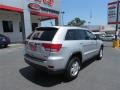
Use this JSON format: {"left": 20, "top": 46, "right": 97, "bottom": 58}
{"left": 35, "top": 27, "right": 59, "bottom": 31}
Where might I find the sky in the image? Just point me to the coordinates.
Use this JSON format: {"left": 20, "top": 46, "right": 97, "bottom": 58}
{"left": 62, "top": 0, "right": 109, "bottom": 25}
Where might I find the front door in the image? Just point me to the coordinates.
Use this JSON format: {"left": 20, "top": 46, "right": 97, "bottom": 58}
{"left": 84, "top": 31, "right": 97, "bottom": 58}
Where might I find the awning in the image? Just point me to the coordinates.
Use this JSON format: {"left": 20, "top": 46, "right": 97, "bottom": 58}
{"left": 0, "top": 4, "right": 23, "bottom": 13}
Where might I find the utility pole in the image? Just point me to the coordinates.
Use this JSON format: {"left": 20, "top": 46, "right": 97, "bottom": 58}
{"left": 115, "top": 0, "right": 119, "bottom": 40}
{"left": 113, "top": 0, "right": 120, "bottom": 48}
{"left": 61, "top": 11, "right": 65, "bottom": 26}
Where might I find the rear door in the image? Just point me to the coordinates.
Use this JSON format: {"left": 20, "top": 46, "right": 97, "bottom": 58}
{"left": 25, "top": 27, "right": 58, "bottom": 60}
{"left": 64, "top": 29, "right": 89, "bottom": 61}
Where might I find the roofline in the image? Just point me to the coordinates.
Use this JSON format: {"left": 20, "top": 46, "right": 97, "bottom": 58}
{"left": 0, "top": 4, "right": 23, "bottom": 13}
{"left": 0, "top": 4, "right": 59, "bottom": 19}
{"left": 36, "top": 26, "right": 89, "bottom": 30}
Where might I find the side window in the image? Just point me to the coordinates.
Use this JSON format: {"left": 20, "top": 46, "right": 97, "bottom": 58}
{"left": 76, "top": 30, "right": 86, "bottom": 40}
{"left": 65, "top": 29, "right": 86, "bottom": 40}
{"left": 85, "top": 31, "right": 96, "bottom": 40}
{"left": 65, "top": 30, "right": 75, "bottom": 40}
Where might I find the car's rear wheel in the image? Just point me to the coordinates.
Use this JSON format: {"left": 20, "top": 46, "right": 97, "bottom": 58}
{"left": 65, "top": 57, "right": 81, "bottom": 81}
{"left": 96, "top": 48, "right": 103, "bottom": 60}
{"left": 4, "top": 44, "right": 8, "bottom": 48}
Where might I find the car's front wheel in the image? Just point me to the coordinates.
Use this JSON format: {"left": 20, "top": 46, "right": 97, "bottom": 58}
{"left": 96, "top": 48, "right": 103, "bottom": 60}
{"left": 65, "top": 57, "right": 81, "bottom": 81}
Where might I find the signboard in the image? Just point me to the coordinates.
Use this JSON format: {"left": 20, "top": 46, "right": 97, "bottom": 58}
{"left": 28, "top": 3, "right": 40, "bottom": 10}
{"left": 108, "top": 1, "right": 117, "bottom": 24}
{"left": 27, "top": 0, "right": 60, "bottom": 12}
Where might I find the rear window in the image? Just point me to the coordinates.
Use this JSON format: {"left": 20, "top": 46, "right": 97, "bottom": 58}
{"left": 30, "top": 27, "right": 58, "bottom": 41}
{"left": 27, "top": 32, "right": 34, "bottom": 39}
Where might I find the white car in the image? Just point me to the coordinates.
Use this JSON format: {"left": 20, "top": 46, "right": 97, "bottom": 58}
{"left": 24, "top": 26, "right": 104, "bottom": 80}
{"left": 92, "top": 32, "right": 106, "bottom": 40}
{"left": 102, "top": 35, "right": 115, "bottom": 41}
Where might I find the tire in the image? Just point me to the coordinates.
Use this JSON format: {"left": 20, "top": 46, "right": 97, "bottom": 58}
{"left": 96, "top": 48, "right": 103, "bottom": 60}
{"left": 4, "top": 44, "right": 8, "bottom": 48}
{"left": 65, "top": 57, "right": 81, "bottom": 81}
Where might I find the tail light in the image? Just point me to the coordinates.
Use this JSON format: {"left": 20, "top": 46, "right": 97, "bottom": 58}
{"left": 42, "top": 43, "right": 62, "bottom": 52}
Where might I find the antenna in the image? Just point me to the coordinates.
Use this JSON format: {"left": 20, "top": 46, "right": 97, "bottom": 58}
{"left": 90, "top": 10, "right": 93, "bottom": 19}
{"left": 61, "top": 11, "right": 65, "bottom": 26}
{"left": 88, "top": 10, "right": 93, "bottom": 25}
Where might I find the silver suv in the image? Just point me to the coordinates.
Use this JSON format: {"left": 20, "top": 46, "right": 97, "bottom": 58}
{"left": 24, "top": 26, "right": 103, "bottom": 80}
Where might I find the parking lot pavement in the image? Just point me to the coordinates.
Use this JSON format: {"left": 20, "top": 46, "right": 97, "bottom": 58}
{"left": 0, "top": 43, "right": 120, "bottom": 90}
{"left": 0, "top": 44, "right": 24, "bottom": 55}
{"left": 103, "top": 41, "right": 113, "bottom": 47}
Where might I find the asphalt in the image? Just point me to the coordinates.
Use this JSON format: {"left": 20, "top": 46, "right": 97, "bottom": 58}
{"left": 0, "top": 42, "right": 120, "bottom": 90}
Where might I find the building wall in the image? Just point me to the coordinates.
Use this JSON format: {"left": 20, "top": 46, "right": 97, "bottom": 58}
{"left": 0, "top": 0, "right": 61, "bottom": 43}
{"left": 0, "top": 10, "right": 43, "bottom": 43}
{"left": 0, "top": 0, "right": 61, "bottom": 11}
{"left": 0, "top": 0, "right": 23, "bottom": 8}
{"left": 0, "top": 10, "right": 23, "bottom": 43}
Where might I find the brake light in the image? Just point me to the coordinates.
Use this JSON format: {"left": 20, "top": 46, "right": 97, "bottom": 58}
{"left": 42, "top": 43, "right": 62, "bottom": 52}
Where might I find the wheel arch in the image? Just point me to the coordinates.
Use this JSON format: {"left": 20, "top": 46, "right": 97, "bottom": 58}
{"left": 65, "top": 52, "right": 83, "bottom": 69}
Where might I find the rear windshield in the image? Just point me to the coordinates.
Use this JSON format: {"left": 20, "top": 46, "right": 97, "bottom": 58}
{"left": 29, "top": 27, "right": 58, "bottom": 41}
{"left": 27, "top": 32, "right": 34, "bottom": 39}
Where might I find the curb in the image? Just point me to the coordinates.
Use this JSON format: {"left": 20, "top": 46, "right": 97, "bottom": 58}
{"left": 8, "top": 44, "right": 24, "bottom": 47}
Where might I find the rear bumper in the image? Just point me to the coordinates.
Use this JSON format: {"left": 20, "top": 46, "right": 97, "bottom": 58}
{"left": 24, "top": 54, "right": 64, "bottom": 74}
{"left": 24, "top": 59, "right": 64, "bottom": 74}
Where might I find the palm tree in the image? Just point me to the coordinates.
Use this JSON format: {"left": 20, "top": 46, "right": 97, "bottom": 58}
{"left": 68, "top": 17, "right": 85, "bottom": 27}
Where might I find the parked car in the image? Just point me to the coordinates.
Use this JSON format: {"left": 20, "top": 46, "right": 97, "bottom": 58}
{"left": 102, "top": 35, "right": 115, "bottom": 41}
{"left": 0, "top": 34, "right": 10, "bottom": 48}
{"left": 24, "top": 26, "right": 104, "bottom": 80}
{"left": 92, "top": 32, "right": 106, "bottom": 40}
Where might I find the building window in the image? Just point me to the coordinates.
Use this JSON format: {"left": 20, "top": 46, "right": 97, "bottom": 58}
{"left": 19, "top": 22, "right": 22, "bottom": 32}
{"left": 2, "top": 21, "right": 13, "bottom": 32}
{"left": 32, "top": 23, "right": 38, "bottom": 31}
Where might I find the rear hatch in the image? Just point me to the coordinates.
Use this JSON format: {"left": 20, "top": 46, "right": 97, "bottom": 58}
{"left": 25, "top": 27, "right": 58, "bottom": 60}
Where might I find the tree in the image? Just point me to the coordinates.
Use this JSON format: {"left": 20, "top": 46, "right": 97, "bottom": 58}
{"left": 67, "top": 17, "right": 85, "bottom": 27}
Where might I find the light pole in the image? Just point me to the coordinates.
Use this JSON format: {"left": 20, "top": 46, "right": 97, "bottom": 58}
{"left": 115, "top": 0, "right": 119, "bottom": 40}
{"left": 88, "top": 10, "right": 92, "bottom": 25}
{"left": 61, "top": 11, "right": 65, "bottom": 26}
{"left": 113, "top": 0, "right": 120, "bottom": 48}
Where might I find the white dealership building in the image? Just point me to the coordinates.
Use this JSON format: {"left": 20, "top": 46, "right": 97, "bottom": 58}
{"left": 0, "top": 0, "right": 61, "bottom": 43}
